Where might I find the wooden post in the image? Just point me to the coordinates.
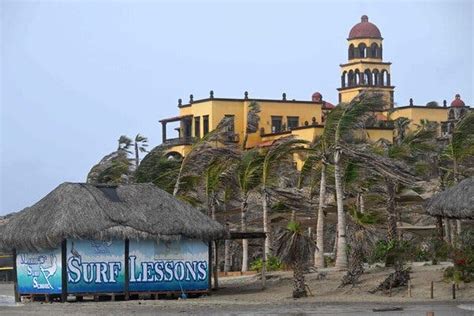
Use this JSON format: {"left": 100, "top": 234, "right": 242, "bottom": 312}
{"left": 430, "top": 281, "right": 434, "bottom": 299}
{"left": 407, "top": 279, "right": 411, "bottom": 298}
{"left": 61, "top": 240, "right": 67, "bottom": 303}
{"left": 261, "top": 237, "right": 266, "bottom": 290}
{"left": 452, "top": 282, "right": 456, "bottom": 299}
{"left": 124, "top": 239, "right": 130, "bottom": 300}
{"left": 213, "top": 241, "right": 218, "bottom": 290}
{"left": 12, "top": 249, "right": 20, "bottom": 303}
{"left": 208, "top": 241, "right": 212, "bottom": 292}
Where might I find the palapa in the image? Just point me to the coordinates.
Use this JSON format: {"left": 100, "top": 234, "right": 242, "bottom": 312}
{"left": 0, "top": 182, "right": 226, "bottom": 252}
{"left": 425, "top": 177, "right": 474, "bottom": 220}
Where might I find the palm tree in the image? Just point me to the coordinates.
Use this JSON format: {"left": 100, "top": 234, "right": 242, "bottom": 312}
{"left": 275, "top": 221, "right": 316, "bottom": 298}
{"left": 298, "top": 137, "right": 328, "bottom": 268}
{"left": 384, "top": 119, "right": 438, "bottom": 242}
{"left": 242, "top": 101, "right": 261, "bottom": 149}
{"left": 261, "top": 137, "right": 308, "bottom": 257}
{"left": 133, "top": 134, "right": 149, "bottom": 168}
{"left": 172, "top": 116, "right": 238, "bottom": 197}
{"left": 322, "top": 92, "right": 385, "bottom": 270}
{"left": 236, "top": 149, "right": 263, "bottom": 272}
{"left": 440, "top": 112, "right": 474, "bottom": 241}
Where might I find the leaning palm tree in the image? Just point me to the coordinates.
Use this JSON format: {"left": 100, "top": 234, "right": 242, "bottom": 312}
{"left": 236, "top": 149, "right": 263, "bottom": 272}
{"left": 261, "top": 137, "right": 308, "bottom": 257}
{"left": 242, "top": 101, "right": 261, "bottom": 149}
{"left": 440, "top": 111, "right": 474, "bottom": 241}
{"left": 298, "top": 137, "right": 329, "bottom": 268}
{"left": 172, "top": 116, "right": 238, "bottom": 197}
{"left": 322, "top": 92, "right": 385, "bottom": 270}
{"left": 275, "top": 220, "right": 316, "bottom": 298}
{"left": 133, "top": 134, "right": 149, "bottom": 167}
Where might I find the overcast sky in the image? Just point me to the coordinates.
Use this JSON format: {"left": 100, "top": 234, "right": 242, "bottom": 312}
{"left": 1, "top": 0, "right": 472, "bottom": 215}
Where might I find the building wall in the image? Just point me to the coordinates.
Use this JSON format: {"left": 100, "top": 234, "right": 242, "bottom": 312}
{"left": 388, "top": 107, "right": 449, "bottom": 130}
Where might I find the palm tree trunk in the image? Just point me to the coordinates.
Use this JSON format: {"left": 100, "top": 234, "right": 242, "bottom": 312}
{"left": 334, "top": 148, "right": 348, "bottom": 270}
{"left": 314, "top": 162, "right": 326, "bottom": 268}
{"left": 386, "top": 179, "right": 398, "bottom": 242}
{"left": 224, "top": 220, "right": 231, "bottom": 273}
{"left": 241, "top": 196, "right": 249, "bottom": 272}
{"left": 262, "top": 187, "right": 271, "bottom": 257}
{"left": 134, "top": 142, "right": 139, "bottom": 168}
{"left": 292, "top": 261, "right": 307, "bottom": 298}
{"left": 359, "top": 194, "right": 365, "bottom": 214}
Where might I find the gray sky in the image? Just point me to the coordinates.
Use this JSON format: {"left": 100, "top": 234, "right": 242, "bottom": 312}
{"left": 1, "top": 0, "right": 472, "bottom": 215}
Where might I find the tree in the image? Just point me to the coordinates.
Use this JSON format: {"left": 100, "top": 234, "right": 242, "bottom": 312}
{"left": 133, "top": 134, "right": 149, "bottom": 168}
{"left": 172, "top": 116, "right": 238, "bottom": 197}
{"left": 236, "top": 149, "right": 263, "bottom": 272}
{"left": 298, "top": 137, "right": 329, "bottom": 268}
{"left": 242, "top": 101, "right": 261, "bottom": 149}
{"left": 440, "top": 112, "right": 474, "bottom": 242}
{"left": 322, "top": 92, "right": 385, "bottom": 270}
{"left": 87, "top": 135, "right": 134, "bottom": 184}
{"left": 261, "top": 137, "right": 308, "bottom": 257}
{"left": 135, "top": 146, "right": 181, "bottom": 194}
{"left": 275, "top": 221, "right": 316, "bottom": 298}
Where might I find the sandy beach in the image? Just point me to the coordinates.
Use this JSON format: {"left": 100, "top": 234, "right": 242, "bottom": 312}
{"left": 1, "top": 262, "right": 473, "bottom": 315}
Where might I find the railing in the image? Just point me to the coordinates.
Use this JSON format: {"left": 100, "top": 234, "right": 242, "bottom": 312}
{"left": 163, "top": 137, "right": 197, "bottom": 146}
{"left": 224, "top": 133, "right": 240, "bottom": 143}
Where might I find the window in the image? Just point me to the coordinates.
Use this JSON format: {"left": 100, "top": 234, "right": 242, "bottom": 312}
{"left": 203, "top": 115, "right": 209, "bottom": 135}
{"left": 194, "top": 116, "right": 200, "bottom": 138}
{"left": 287, "top": 116, "right": 299, "bottom": 130}
{"left": 271, "top": 116, "right": 282, "bottom": 133}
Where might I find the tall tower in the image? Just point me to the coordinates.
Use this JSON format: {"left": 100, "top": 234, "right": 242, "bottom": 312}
{"left": 338, "top": 15, "right": 394, "bottom": 109}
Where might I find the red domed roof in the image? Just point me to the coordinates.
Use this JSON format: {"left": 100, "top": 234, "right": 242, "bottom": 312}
{"left": 451, "top": 94, "right": 465, "bottom": 108}
{"left": 312, "top": 92, "right": 322, "bottom": 102}
{"left": 348, "top": 15, "right": 382, "bottom": 39}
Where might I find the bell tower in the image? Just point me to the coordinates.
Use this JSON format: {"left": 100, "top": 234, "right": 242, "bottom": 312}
{"left": 337, "top": 15, "right": 394, "bottom": 109}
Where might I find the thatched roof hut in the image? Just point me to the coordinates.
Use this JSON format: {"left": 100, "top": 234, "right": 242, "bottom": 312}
{"left": 425, "top": 177, "right": 474, "bottom": 220}
{"left": 0, "top": 182, "right": 226, "bottom": 252}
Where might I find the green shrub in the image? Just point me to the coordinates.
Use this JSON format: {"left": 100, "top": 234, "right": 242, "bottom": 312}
{"left": 250, "top": 255, "right": 283, "bottom": 272}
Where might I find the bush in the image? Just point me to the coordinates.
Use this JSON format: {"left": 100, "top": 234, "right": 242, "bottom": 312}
{"left": 250, "top": 255, "right": 283, "bottom": 272}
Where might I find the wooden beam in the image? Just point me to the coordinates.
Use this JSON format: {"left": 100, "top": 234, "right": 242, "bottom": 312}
{"left": 208, "top": 242, "right": 212, "bottom": 292}
{"left": 228, "top": 232, "right": 266, "bottom": 240}
{"left": 261, "top": 238, "right": 266, "bottom": 290}
{"left": 124, "top": 239, "right": 130, "bottom": 300}
{"left": 213, "top": 241, "right": 218, "bottom": 290}
{"left": 12, "top": 248, "right": 20, "bottom": 303}
{"left": 61, "top": 240, "right": 67, "bottom": 303}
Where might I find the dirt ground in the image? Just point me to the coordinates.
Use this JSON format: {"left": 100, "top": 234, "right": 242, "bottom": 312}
{"left": 1, "top": 262, "right": 473, "bottom": 315}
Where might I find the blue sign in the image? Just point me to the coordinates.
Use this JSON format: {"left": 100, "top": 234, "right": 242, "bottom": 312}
{"left": 17, "top": 248, "right": 62, "bottom": 294}
{"left": 129, "top": 239, "right": 209, "bottom": 292}
{"left": 66, "top": 239, "right": 125, "bottom": 293}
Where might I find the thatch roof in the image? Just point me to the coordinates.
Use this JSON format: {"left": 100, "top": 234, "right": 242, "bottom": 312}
{"left": 425, "top": 177, "right": 474, "bottom": 219}
{"left": 0, "top": 182, "right": 226, "bottom": 252}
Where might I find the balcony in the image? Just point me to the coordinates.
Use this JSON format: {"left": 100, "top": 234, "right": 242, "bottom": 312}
{"left": 163, "top": 137, "right": 197, "bottom": 146}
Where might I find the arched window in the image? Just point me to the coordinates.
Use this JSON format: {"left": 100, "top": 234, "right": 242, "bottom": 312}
{"left": 382, "top": 70, "right": 389, "bottom": 86}
{"left": 348, "top": 70, "right": 354, "bottom": 87}
{"left": 364, "top": 69, "right": 372, "bottom": 85}
{"left": 354, "top": 69, "right": 360, "bottom": 85}
{"left": 379, "top": 44, "right": 383, "bottom": 59}
{"left": 348, "top": 44, "right": 354, "bottom": 60}
{"left": 358, "top": 43, "right": 367, "bottom": 58}
{"left": 341, "top": 71, "right": 347, "bottom": 88}
{"left": 370, "top": 43, "right": 379, "bottom": 58}
{"left": 372, "top": 69, "right": 380, "bottom": 86}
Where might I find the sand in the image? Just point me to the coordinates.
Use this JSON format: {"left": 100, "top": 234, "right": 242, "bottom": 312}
{"left": 1, "top": 262, "right": 473, "bottom": 315}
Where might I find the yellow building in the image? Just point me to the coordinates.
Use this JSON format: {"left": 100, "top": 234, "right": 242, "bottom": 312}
{"left": 159, "top": 15, "right": 470, "bottom": 158}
